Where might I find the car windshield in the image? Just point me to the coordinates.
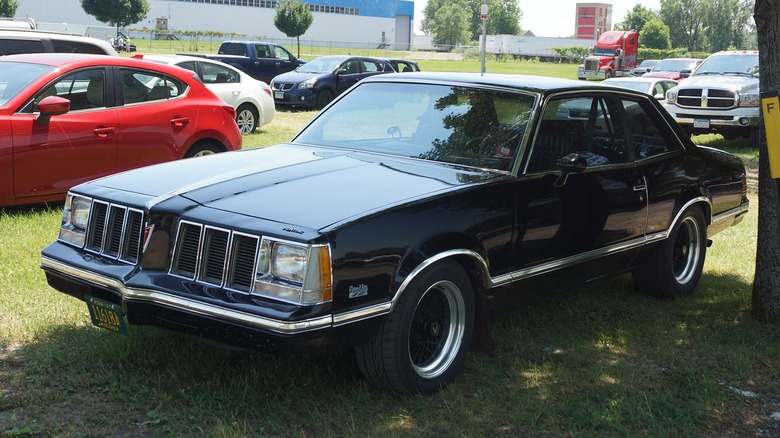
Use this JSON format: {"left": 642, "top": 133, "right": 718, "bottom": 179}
{"left": 652, "top": 59, "right": 698, "bottom": 72}
{"left": 294, "top": 82, "right": 535, "bottom": 171}
{"left": 0, "top": 61, "right": 54, "bottom": 106}
{"left": 297, "top": 57, "right": 345, "bottom": 74}
{"left": 694, "top": 54, "right": 759, "bottom": 76}
{"left": 638, "top": 60, "right": 659, "bottom": 68}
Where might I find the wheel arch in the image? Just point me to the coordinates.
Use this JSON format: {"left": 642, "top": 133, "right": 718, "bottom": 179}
{"left": 671, "top": 194, "right": 712, "bottom": 231}
{"left": 182, "top": 137, "right": 228, "bottom": 158}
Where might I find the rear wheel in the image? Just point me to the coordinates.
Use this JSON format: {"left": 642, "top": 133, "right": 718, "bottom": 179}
{"left": 355, "top": 260, "right": 474, "bottom": 394}
{"left": 184, "top": 141, "right": 221, "bottom": 158}
{"left": 235, "top": 104, "right": 258, "bottom": 135}
{"left": 633, "top": 206, "right": 707, "bottom": 297}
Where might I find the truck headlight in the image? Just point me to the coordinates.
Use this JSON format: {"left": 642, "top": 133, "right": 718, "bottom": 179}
{"left": 666, "top": 89, "right": 678, "bottom": 104}
{"left": 739, "top": 92, "right": 760, "bottom": 107}
{"left": 58, "top": 193, "right": 92, "bottom": 247}
{"left": 255, "top": 238, "right": 332, "bottom": 305}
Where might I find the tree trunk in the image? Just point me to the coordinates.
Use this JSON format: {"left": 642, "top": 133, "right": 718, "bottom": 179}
{"left": 752, "top": 0, "right": 780, "bottom": 323}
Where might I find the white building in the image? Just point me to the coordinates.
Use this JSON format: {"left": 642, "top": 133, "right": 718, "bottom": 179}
{"left": 13, "top": 0, "right": 415, "bottom": 50}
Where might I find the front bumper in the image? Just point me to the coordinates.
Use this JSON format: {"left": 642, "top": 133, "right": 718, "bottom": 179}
{"left": 272, "top": 87, "right": 318, "bottom": 107}
{"left": 663, "top": 104, "right": 760, "bottom": 130}
{"left": 41, "top": 243, "right": 385, "bottom": 352}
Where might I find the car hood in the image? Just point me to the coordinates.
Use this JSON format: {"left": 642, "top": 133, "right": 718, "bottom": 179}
{"left": 644, "top": 72, "right": 681, "bottom": 80}
{"left": 85, "top": 143, "right": 499, "bottom": 230}
{"left": 273, "top": 71, "right": 329, "bottom": 84}
{"left": 677, "top": 74, "right": 758, "bottom": 91}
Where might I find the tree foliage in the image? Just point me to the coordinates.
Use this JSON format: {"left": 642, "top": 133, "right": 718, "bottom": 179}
{"left": 274, "top": 0, "right": 313, "bottom": 58}
{"left": 640, "top": 17, "right": 672, "bottom": 49}
{"left": 616, "top": 4, "right": 658, "bottom": 33}
{"left": 466, "top": 0, "right": 522, "bottom": 39}
{"left": 752, "top": 0, "right": 780, "bottom": 323}
{"left": 659, "top": 0, "right": 755, "bottom": 51}
{"left": 0, "top": 0, "right": 18, "bottom": 18}
{"left": 422, "top": 0, "right": 472, "bottom": 49}
{"left": 80, "top": 0, "right": 149, "bottom": 28}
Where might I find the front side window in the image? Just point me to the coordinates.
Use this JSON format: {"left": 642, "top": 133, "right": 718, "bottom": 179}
{"left": 29, "top": 68, "right": 106, "bottom": 112}
{"left": 294, "top": 82, "right": 534, "bottom": 171}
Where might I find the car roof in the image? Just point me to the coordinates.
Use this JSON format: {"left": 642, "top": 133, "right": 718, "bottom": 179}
{"left": 0, "top": 53, "right": 196, "bottom": 76}
{"left": 603, "top": 77, "right": 667, "bottom": 83}
{"left": 0, "top": 29, "right": 115, "bottom": 48}
{"left": 361, "top": 71, "right": 620, "bottom": 95}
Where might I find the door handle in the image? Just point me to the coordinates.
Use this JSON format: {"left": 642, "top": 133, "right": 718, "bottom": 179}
{"left": 93, "top": 127, "right": 116, "bottom": 138}
{"left": 633, "top": 185, "right": 646, "bottom": 192}
{"left": 171, "top": 117, "right": 190, "bottom": 128}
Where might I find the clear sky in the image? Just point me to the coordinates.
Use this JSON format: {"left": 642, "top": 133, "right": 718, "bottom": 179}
{"left": 413, "top": 0, "right": 661, "bottom": 38}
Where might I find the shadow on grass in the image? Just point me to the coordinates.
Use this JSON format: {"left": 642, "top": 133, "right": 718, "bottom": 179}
{"left": 2, "top": 271, "right": 778, "bottom": 436}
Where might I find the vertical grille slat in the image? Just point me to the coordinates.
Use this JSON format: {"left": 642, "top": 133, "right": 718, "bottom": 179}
{"left": 200, "top": 228, "right": 229, "bottom": 284}
{"left": 228, "top": 234, "right": 259, "bottom": 292}
{"left": 83, "top": 201, "right": 145, "bottom": 265}
{"left": 173, "top": 222, "right": 202, "bottom": 278}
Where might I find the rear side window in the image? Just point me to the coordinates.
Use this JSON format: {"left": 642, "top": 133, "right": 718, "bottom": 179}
{"left": 0, "top": 39, "right": 44, "bottom": 55}
{"left": 51, "top": 39, "right": 109, "bottom": 55}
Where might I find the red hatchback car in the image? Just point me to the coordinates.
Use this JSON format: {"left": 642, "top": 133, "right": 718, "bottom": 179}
{"left": 0, "top": 53, "right": 242, "bottom": 207}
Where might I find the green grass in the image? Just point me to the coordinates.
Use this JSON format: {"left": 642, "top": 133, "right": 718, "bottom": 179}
{"left": 1, "top": 49, "right": 776, "bottom": 437}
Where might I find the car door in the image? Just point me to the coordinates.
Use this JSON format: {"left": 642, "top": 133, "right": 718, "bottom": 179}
{"left": 514, "top": 93, "right": 648, "bottom": 282}
{"left": 113, "top": 67, "right": 199, "bottom": 170}
{"left": 11, "top": 67, "right": 118, "bottom": 199}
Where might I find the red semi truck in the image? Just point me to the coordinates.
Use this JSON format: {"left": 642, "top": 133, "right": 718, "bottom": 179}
{"left": 577, "top": 30, "right": 639, "bottom": 80}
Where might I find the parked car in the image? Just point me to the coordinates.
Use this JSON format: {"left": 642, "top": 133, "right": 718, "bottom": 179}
{"left": 631, "top": 59, "right": 659, "bottom": 76}
{"left": 642, "top": 57, "right": 702, "bottom": 80}
{"left": 41, "top": 72, "right": 749, "bottom": 395}
{"left": 0, "top": 53, "right": 242, "bottom": 207}
{"left": 134, "top": 54, "right": 275, "bottom": 135}
{"left": 386, "top": 58, "right": 420, "bottom": 72}
{"left": 601, "top": 76, "right": 678, "bottom": 101}
{"left": 663, "top": 51, "right": 759, "bottom": 141}
{"left": 270, "top": 55, "right": 392, "bottom": 109}
{"left": 0, "top": 29, "right": 117, "bottom": 56}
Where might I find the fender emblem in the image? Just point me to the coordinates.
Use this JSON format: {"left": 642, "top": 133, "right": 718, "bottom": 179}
{"left": 348, "top": 284, "right": 368, "bottom": 298}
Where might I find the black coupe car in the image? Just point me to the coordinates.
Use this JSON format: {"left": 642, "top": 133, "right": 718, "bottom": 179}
{"left": 41, "top": 72, "right": 749, "bottom": 395}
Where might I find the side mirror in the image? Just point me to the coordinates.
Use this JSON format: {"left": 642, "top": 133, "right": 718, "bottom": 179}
{"left": 680, "top": 69, "right": 692, "bottom": 78}
{"left": 36, "top": 95, "right": 70, "bottom": 124}
{"left": 554, "top": 153, "right": 588, "bottom": 187}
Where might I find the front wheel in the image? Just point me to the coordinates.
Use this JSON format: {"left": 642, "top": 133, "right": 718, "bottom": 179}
{"left": 633, "top": 206, "right": 707, "bottom": 297}
{"left": 355, "top": 260, "right": 474, "bottom": 394}
{"left": 235, "top": 104, "right": 258, "bottom": 135}
{"left": 316, "top": 90, "right": 334, "bottom": 109}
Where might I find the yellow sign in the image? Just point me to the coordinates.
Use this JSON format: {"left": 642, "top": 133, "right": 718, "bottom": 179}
{"left": 762, "top": 92, "right": 780, "bottom": 178}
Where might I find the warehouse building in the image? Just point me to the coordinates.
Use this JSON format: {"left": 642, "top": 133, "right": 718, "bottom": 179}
{"left": 13, "top": 0, "right": 415, "bottom": 50}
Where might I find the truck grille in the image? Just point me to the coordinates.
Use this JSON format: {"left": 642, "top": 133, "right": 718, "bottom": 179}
{"left": 170, "top": 221, "right": 259, "bottom": 293}
{"left": 85, "top": 200, "right": 144, "bottom": 264}
{"left": 677, "top": 88, "right": 738, "bottom": 109}
{"left": 584, "top": 59, "right": 599, "bottom": 71}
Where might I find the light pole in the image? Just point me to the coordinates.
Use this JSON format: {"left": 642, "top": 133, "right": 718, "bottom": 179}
{"left": 480, "top": 0, "right": 487, "bottom": 75}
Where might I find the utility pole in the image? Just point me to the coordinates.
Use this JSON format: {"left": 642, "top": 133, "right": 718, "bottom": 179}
{"left": 480, "top": 0, "right": 487, "bottom": 75}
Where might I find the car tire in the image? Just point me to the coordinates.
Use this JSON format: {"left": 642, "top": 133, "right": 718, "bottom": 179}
{"left": 633, "top": 206, "right": 707, "bottom": 297}
{"left": 184, "top": 141, "right": 221, "bottom": 158}
{"left": 605, "top": 70, "right": 613, "bottom": 79}
{"left": 235, "top": 104, "right": 258, "bottom": 135}
{"left": 355, "top": 260, "right": 475, "bottom": 394}
{"left": 316, "top": 90, "right": 334, "bottom": 109}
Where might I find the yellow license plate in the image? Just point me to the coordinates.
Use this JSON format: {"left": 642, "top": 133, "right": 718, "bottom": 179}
{"left": 86, "top": 295, "right": 129, "bottom": 336}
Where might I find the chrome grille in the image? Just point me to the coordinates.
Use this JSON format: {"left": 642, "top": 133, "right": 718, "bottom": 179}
{"left": 677, "top": 88, "right": 738, "bottom": 109}
{"left": 85, "top": 200, "right": 144, "bottom": 264}
{"left": 584, "top": 59, "right": 599, "bottom": 71}
{"left": 171, "top": 221, "right": 260, "bottom": 293}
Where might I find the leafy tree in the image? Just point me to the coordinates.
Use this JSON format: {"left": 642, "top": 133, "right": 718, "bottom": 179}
{"left": 0, "top": 0, "right": 18, "bottom": 18}
{"left": 616, "top": 4, "right": 658, "bottom": 33}
{"left": 703, "top": 0, "right": 755, "bottom": 51}
{"left": 640, "top": 17, "right": 671, "bottom": 49}
{"left": 753, "top": 0, "right": 780, "bottom": 322}
{"left": 81, "top": 0, "right": 149, "bottom": 30}
{"left": 659, "top": 0, "right": 707, "bottom": 51}
{"left": 422, "top": 0, "right": 472, "bottom": 49}
{"left": 465, "top": 0, "right": 522, "bottom": 39}
{"left": 274, "top": 0, "right": 313, "bottom": 58}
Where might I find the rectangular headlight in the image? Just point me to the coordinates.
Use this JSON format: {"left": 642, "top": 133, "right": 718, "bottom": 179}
{"left": 254, "top": 238, "right": 332, "bottom": 305}
{"left": 58, "top": 193, "right": 92, "bottom": 247}
{"left": 739, "top": 93, "right": 760, "bottom": 107}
